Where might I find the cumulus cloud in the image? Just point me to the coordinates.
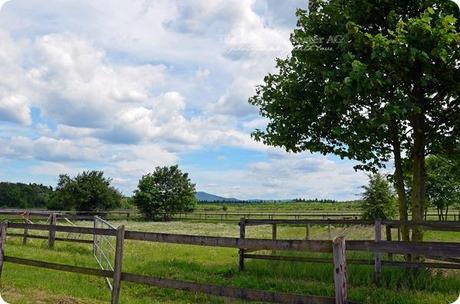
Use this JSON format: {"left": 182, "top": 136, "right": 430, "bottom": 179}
{"left": 208, "top": 77, "right": 258, "bottom": 116}
{"left": 30, "top": 33, "right": 166, "bottom": 128}
{"left": 0, "top": 95, "right": 31, "bottom": 125}
{"left": 0, "top": 29, "right": 33, "bottom": 125}
{"left": 0, "top": 136, "right": 102, "bottom": 162}
{"left": 0, "top": 0, "right": 368, "bottom": 199}
{"left": 194, "top": 154, "right": 367, "bottom": 200}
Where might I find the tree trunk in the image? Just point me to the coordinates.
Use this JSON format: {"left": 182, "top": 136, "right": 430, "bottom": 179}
{"left": 390, "top": 120, "right": 410, "bottom": 241}
{"left": 410, "top": 112, "right": 426, "bottom": 242}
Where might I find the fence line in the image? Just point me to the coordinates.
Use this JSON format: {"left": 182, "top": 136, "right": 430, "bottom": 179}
{"left": 0, "top": 222, "right": 348, "bottom": 304}
{"left": 238, "top": 218, "right": 460, "bottom": 279}
{"left": 2, "top": 220, "right": 460, "bottom": 303}
{"left": 2, "top": 209, "right": 460, "bottom": 222}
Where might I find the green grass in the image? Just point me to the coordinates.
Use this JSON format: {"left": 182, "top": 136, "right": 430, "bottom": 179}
{"left": 1, "top": 220, "right": 459, "bottom": 303}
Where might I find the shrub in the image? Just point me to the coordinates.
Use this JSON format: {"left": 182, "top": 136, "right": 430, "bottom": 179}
{"left": 361, "top": 173, "right": 396, "bottom": 220}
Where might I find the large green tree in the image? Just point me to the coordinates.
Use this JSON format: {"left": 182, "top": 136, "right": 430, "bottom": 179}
{"left": 51, "top": 171, "right": 122, "bottom": 211}
{"left": 133, "top": 165, "right": 197, "bottom": 220}
{"left": 250, "top": 0, "right": 459, "bottom": 241}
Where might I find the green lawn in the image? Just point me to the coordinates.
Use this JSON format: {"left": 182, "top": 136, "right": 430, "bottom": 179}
{"left": 1, "top": 220, "right": 459, "bottom": 303}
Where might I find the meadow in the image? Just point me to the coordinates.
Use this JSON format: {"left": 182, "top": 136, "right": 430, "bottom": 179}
{"left": 0, "top": 218, "right": 459, "bottom": 304}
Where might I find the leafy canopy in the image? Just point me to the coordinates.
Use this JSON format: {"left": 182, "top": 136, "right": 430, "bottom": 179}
{"left": 133, "top": 165, "right": 197, "bottom": 220}
{"left": 250, "top": 0, "right": 459, "bottom": 171}
{"left": 425, "top": 155, "right": 460, "bottom": 218}
{"left": 50, "top": 171, "right": 122, "bottom": 211}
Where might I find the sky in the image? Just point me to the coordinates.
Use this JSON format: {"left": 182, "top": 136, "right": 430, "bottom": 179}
{"left": 0, "top": 0, "right": 368, "bottom": 200}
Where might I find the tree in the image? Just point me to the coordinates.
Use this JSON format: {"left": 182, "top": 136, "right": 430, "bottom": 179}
{"left": 425, "top": 155, "right": 460, "bottom": 220}
{"left": 133, "top": 165, "right": 197, "bottom": 220}
{"left": 51, "top": 171, "right": 122, "bottom": 211}
{"left": 361, "top": 174, "right": 397, "bottom": 220}
{"left": 0, "top": 182, "right": 53, "bottom": 209}
{"left": 249, "top": 0, "right": 459, "bottom": 241}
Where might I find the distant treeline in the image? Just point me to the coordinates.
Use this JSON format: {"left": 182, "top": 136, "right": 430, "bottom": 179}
{"left": 198, "top": 198, "right": 351, "bottom": 204}
{"left": 0, "top": 182, "right": 53, "bottom": 209}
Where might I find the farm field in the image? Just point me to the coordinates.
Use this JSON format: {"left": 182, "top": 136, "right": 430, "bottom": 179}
{"left": 195, "top": 201, "right": 362, "bottom": 212}
{"left": 1, "top": 220, "right": 459, "bottom": 304}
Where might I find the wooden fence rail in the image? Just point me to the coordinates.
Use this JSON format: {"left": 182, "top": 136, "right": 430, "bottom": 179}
{"left": 238, "top": 218, "right": 460, "bottom": 284}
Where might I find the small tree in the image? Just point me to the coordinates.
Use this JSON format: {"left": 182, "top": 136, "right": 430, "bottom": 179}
{"left": 361, "top": 174, "right": 396, "bottom": 220}
{"left": 133, "top": 165, "right": 196, "bottom": 220}
{"left": 51, "top": 171, "right": 122, "bottom": 211}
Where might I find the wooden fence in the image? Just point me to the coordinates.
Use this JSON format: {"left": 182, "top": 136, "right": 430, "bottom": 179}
{"left": 240, "top": 218, "right": 460, "bottom": 284}
{"left": 3, "top": 221, "right": 348, "bottom": 304}
{"left": 2, "top": 220, "right": 460, "bottom": 303}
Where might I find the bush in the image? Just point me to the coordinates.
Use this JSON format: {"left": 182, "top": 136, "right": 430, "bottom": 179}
{"left": 51, "top": 171, "right": 122, "bottom": 211}
{"left": 133, "top": 165, "right": 196, "bottom": 220}
{"left": 361, "top": 173, "right": 396, "bottom": 220}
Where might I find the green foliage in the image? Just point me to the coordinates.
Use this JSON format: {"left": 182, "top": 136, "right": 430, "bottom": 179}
{"left": 119, "top": 197, "right": 136, "bottom": 210}
{"left": 425, "top": 155, "right": 460, "bottom": 219}
{"left": 361, "top": 174, "right": 396, "bottom": 220}
{"left": 0, "top": 182, "right": 53, "bottom": 208}
{"left": 249, "top": 1, "right": 460, "bottom": 239}
{"left": 51, "top": 171, "right": 122, "bottom": 211}
{"left": 133, "top": 165, "right": 197, "bottom": 220}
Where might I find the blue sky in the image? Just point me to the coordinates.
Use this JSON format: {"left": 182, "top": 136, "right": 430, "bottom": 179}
{"left": 0, "top": 0, "right": 368, "bottom": 200}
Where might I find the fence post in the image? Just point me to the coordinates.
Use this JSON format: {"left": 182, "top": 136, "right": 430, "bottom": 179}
{"left": 48, "top": 213, "right": 57, "bottom": 248}
{"left": 374, "top": 219, "right": 382, "bottom": 286}
{"left": 23, "top": 211, "right": 30, "bottom": 245}
{"left": 333, "top": 236, "right": 347, "bottom": 304}
{"left": 93, "top": 216, "right": 97, "bottom": 255}
{"left": 238, "top": 218, "right": 246, "bottom": 271}
{"left": 305, "top": 224, "right": 310, "bottom": 240}
{"left": 0, "top": 222, "right": 6, "bottom": 280}
{"left": 111, "top": 225, "right": 125, "bottom": 304}
{"left": 272, "top": 223, "right": 277, "bottom": 240}
{"left": 328, "top": 223, "right": 332, "bottom": 240}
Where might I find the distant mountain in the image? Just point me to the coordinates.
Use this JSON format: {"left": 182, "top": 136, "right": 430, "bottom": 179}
{"left": 195, "top": 191, "right": 239, "bottom": 202}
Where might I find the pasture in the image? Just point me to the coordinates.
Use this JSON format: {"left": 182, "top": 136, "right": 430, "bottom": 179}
{"left": 0, "top": 218, "right": 459, "bottom": 304}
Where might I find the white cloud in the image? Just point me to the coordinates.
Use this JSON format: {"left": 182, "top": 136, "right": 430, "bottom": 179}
{"left": 208, "top": 77, "right": 258, "bottom": 116}
{"left": 30, "top": 33, "right": 166, "bottom": 128}
{"left": 0, "top": 0, "right": 368, "bottom": 200}
{"left": 0, "top": 94, "right": 31, "bottom": 125}
{"left": 0, "top": 136, "right": 102, "bottom": 162}
{"left": 194, "top": 154, "right": 367, "bottom": 200}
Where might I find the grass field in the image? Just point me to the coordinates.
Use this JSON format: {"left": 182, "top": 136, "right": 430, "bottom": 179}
{"left": 1, "top": 220, "right": 459, "bottom": 304}
{"left": 195, "top": 201, "right": 362, "bottom": 212}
